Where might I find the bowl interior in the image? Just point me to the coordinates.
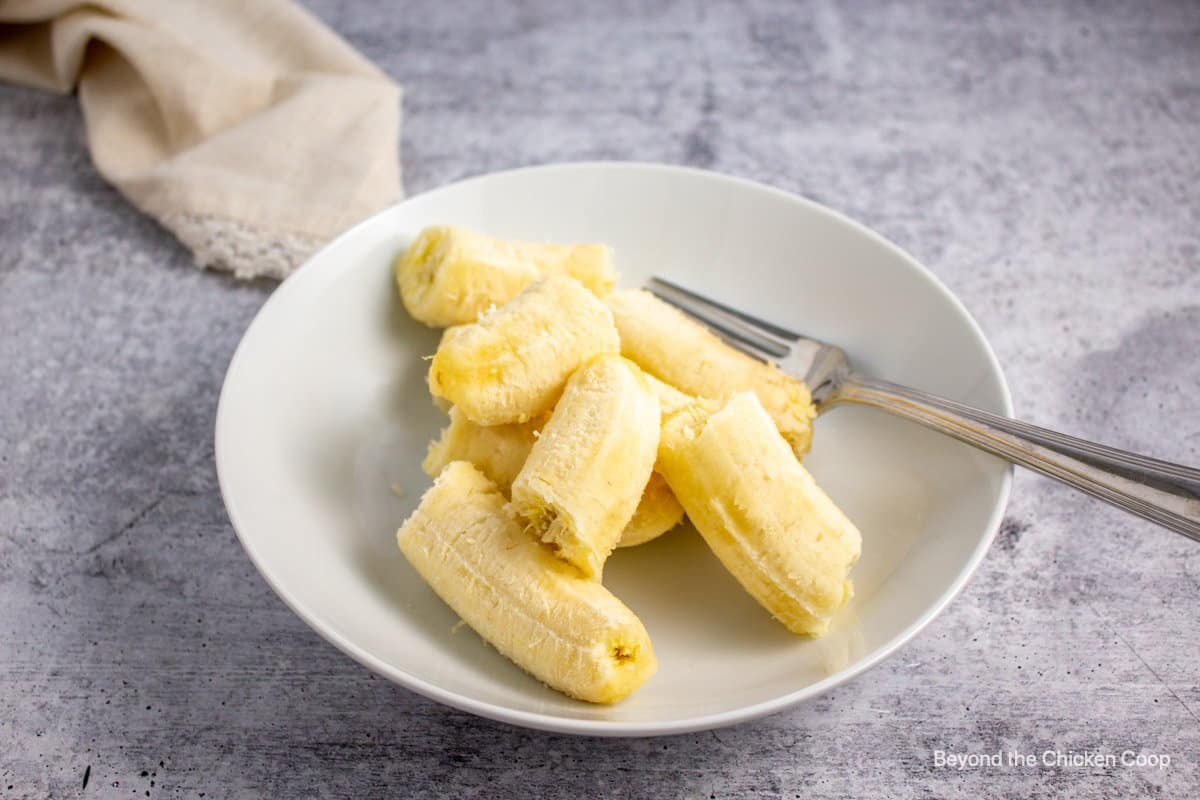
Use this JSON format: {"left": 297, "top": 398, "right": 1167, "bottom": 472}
{"left": 216, "top": 163, "right": 1011, "bottom": 734}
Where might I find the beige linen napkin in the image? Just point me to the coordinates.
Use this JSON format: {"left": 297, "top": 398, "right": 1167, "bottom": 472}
{"left": 0, "top": 0, "right": 402, "bottom": 279}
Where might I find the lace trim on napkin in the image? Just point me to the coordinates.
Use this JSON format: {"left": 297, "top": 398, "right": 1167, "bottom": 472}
{"left": 163, "top": 212, "right": 324, "bottom": 281}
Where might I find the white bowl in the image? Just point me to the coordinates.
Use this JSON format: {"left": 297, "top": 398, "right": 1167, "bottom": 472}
{"left": 216, "top": 163, "right": 1012, "bottom": 736}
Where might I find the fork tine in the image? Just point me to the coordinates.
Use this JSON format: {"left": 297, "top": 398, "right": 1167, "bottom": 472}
{"left": 647, "top": 278, "right": 793, "bottom": 360}
{"left": 648, "top": 276, "right": 803, "bottom": 341}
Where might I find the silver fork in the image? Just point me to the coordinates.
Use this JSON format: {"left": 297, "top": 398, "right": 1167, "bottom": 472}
{"left": 647, "top": 276, "right": 1200, "bottom": 543}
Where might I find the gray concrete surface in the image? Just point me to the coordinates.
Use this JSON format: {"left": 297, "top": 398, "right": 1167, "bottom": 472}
{"left": 2, "top": 0, "right": 1198, "bottom": 797}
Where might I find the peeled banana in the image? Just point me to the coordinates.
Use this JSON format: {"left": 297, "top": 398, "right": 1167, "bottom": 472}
{"left": 606, "top": 289, "right": 817, "bottom": 458}
{"left": 395, "top": 225, "right": 617, "bottom": 327}
{"left": 422, "top": 405, "right": 683, "bottom": 548}
{"left": 617, "top": 472, "right": 684, "bottom": 548}
{"left": 428, "top": 275, "right": 620, "bottom": 426}
{"left": 644, "top": 373, "right": 722, "bottom": 424}
{"left": 421, "top": 406, "right": 542, "bottom": 490}
{"left": 397, "top": 461, "right": 658, "bottom": 703}
{"left": 511, "top": 355, "right": 661, "bottom": 578}
{"left": 657, "top": 391, "right": 861, "bottom": 636}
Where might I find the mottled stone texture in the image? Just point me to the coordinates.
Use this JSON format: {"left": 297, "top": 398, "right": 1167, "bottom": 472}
{"left": 1, "top": 0, "right": 1198, "bottom": 797}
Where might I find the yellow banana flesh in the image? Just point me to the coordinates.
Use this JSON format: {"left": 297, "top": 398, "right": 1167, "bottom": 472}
{"left": 511, "top": 355, "right": 661, "bottom": 578}
{"left": 617, "top": 472, "right": 684, "bottom": 548}
{"left": 658, "top": 392, "right": 861, "bottom": 636}
{"left": 395, "top": 225, "right": 617, "bottom": 327}
{"left": 396, "top": 461, "right": 657, "bottom": 703}
{"left": 606, "top": 289, "right": 817, "bottom": 458}
{"left": 421, "top": 406, "right": 543, "bottom": 490}
{"left": 422, "top": 405, "right": 683, "bottom": 548}
{"left": 644, "top": 374, "right": 724, "bottom": 426}
{"left": 428, "top": 275, "right": 620, "bottom": 425}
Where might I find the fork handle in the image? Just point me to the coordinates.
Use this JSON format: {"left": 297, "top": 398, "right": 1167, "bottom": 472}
{"left": 831, "top": 374, "right": 1200, "bottom": 543}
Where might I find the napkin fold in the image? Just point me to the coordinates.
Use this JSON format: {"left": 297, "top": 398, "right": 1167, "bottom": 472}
{"left": 0, "top": 0, "right": 402, "bottom": 279}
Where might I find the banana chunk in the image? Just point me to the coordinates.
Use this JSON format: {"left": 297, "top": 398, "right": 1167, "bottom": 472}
{"left": 423, "top": 405, "right": 683, "bottom": 548}
{"left": 395, "top": 225, "right": 617, "bottom": 327}
{"left": 421, "top": 406, "right": 543, "bottom": 490}
{"left": 606, "top": 289, "right": 817, "bottom": 458}
{"left": 397, "top": 461, "right": 657, "bottom": 703}
{"left": 429, "top": 275, "right": 620, "bottom": 425}
{"left": 658, "top": 392, "right": 861, "bottom": 636}
{"left": 512, "top": 355, "right": 661, "bottom": 578}
{"left": 617, "top": 472, "right": 684, "bottom": 548}
{"left": 644, "top": 373, "right": 723, "bottom": 423}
